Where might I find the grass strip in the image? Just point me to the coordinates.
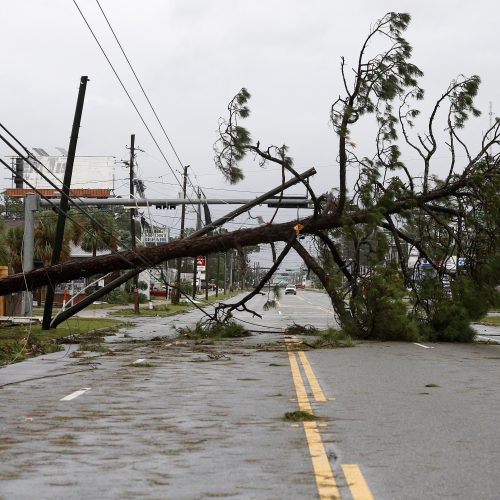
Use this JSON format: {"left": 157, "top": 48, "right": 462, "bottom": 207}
{"left": 109, "top": 291, "right": 241, "bottom": 317}
{"left": 0, "top": 317, "right": 125, "bottom": 366}
{"left": 479, "top": 316, "right": 500, "bottom": 325}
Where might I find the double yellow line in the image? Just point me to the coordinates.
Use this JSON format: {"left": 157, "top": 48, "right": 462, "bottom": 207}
{"left": 286, "top": 338, "right": 373, "bottom": 500}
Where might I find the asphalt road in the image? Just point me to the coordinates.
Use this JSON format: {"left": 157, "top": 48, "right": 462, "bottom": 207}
{"left": 1, "top": 290, "right": 499, "bottom": 499}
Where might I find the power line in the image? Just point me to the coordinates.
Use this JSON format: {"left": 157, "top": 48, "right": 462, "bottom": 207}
{"left": 72, "top": 0, "right": 186, "bottom": 192}
{"left": 0, "top": 126, "right": 160, "bottom": 274}
{"left": 94, "top": 0, "right": 185, "bottom": 172}
{"left": 92, "top": 0, "right": 206, "bottom": 199}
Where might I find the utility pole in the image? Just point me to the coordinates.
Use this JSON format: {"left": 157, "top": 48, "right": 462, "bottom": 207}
{"left": 43, "top": 168, "right": 316, "bottom": 325}
{"left": 22, "top": 193, "right": 39, "bottom": 316}
{"left": 129, "top": 134, "right": 139, "bottom": 315}
{"left": 192, "top": 187, "right": 202, "bottom": 299}
{"left": 192, "top": 259, "right": 197, "bottom": 299}
{"left": 173, "top": 165, "right": 189, "bottom": 304}
{"left": 229, "top": 251, "right": 233, "bottom": 291}
{"left": 205, "top": 255, "right": 209, "bottom": 300}
{"left": 42, "top": 75, "right": 88, "bottom": 330}
{"left": 216, "top": 253, "right": 220, "bottom": 298}
{"left": 224, "top": 252, "right": 227, "bottom": 295}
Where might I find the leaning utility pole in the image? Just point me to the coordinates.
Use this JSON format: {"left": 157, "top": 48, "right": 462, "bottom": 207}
{"left": 29, "top": 168, "right": 316, "bottom": 326}
{"left": 172, "top": 165, "right": 189, "bottom": 304}
{"left": 42, "top": 75, "right": 89, "bottom": 330}
{"left": 129, "top": 134, "right": 140, "bottom": 314}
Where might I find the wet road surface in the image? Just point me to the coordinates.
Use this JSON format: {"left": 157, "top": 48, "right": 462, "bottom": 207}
{"left": 1, "top": 290, "right": 499, "bottom": 499}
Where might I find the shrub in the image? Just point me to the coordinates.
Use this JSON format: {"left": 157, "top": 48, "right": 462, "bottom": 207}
{"left": 100, "top": 288, "right": 129, "bottom": 304}
{"left": 309, "top": 327, "right": 354, "bottom": 348}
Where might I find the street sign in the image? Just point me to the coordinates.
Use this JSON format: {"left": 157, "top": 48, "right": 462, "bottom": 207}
{"left": 196, "top": 256, "right": 206, "bottom": 268}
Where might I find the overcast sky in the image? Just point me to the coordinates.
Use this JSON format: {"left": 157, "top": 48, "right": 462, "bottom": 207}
{"left": 1, "top": 1, "right": 498, "bottom": 269}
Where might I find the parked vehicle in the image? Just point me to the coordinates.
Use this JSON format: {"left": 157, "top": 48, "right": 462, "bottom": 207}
{"left": 295, "top": 283, "right": 305, "bottom": 289}
{"left": 150, "top": 288, "right": 167, "bottom": 297}
{"left": 285, "top": 284, "right": 297, "bottom": 295}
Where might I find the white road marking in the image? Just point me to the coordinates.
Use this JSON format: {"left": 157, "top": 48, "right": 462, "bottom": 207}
{"left": 133, "top": 358, "right": 146, "bottom": 364}
{"left": 60, "top": 388, "right": 91, "bottom": 401}
{"left": 413, "top": 343, "right": 434, "bottom": 349}
{"left": 278, "top": 311, "right": 282, "bottom": 315}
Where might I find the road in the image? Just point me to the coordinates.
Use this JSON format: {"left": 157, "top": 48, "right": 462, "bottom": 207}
{"left": 1, "top": 290, "right": 499, "bottom": 499}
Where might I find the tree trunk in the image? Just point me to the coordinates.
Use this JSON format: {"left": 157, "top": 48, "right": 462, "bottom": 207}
{"left": 0, "top": 211, "right": 363, "bottom": 296}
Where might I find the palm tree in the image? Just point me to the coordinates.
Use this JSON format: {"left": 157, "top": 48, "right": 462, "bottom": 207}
{"left": 34, "top": 210, "right": 79, "bottom": 265}
{"left": 5, "top": 225, "right": 24, "bottom": 273}
{"left": 78, "top": 209, "right": 118, "bottom": 257}
{"left": 0, "top": 220, "right": 12, "bottom": 268}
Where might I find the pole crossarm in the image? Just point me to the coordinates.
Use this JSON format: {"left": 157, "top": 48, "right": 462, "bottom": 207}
{"left": 43, "top": 167, "right": 317, "bottom": 324}
{"left": 39, "top": 197, "right": 312, "bottom": 208}
{"left": 0, "top": 166, "right": 319, "bottom": 328}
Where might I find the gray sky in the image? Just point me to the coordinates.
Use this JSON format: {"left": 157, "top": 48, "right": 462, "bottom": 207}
{"left": 1, "top": 1, "right": 498, "bottom": 269}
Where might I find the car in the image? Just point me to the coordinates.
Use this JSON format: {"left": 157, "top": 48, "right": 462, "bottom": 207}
{"left": 285, "top": 284, "right": 297, "bottom": 295}
{"left": 295, "top": 283, "right": 305, "bottom": 289}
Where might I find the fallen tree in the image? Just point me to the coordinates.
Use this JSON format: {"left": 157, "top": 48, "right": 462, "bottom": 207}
{"left": 1, "top": 12, "right": 498, "bottom": 340}
{"left": 0, "top": 165, "right": 493, "bottom": 296}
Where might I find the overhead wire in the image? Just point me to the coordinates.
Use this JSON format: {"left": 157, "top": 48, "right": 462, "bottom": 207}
{"left": 0, "top": 127, "right": 152, "bottom": 267}
{"left": 0, "top": 130, "right": 240, "bottom": 314}
{"left": 94, "top": 0, "right": 185, "bottom": 171}
{"left": 0, "top": 132, "right": 167, "bottom": 293}
{"left": 74, "top": 0, "right": 209, "bottom": 268}
{"left": 72, "top": 0, "right": 189, "bottom": 196}
{"left": 2, "top": 1, "right": 305, "bottom": 305}
{"left": 92, "top": 0, "right": 205, "bottom": 202}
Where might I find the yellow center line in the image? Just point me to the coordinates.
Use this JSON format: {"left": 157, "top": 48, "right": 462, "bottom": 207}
{"left": 285, "top": 330, "right": 374, "bottom": 499}
{"left": 342, "top": 464, "right": 374, "bottom": 500}
{"left": 298, "top": 351, "right": 327, "bottom": 402}
{"left": 287, "top": 350, "right": 340, "bottom": 499}
{"left": 304, "top": 422, "right": 341, "bottom": 500}
{"left": 287, "top": 351, "right": 312, "bottom": 413}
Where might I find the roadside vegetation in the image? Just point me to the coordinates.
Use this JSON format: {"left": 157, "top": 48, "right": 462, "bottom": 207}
{"left": 284, "top": 324, "right": 354, "bottom": 348}
{"left": 110, "top": 303, "right": 191, "bottom": 317}
{"left": 0, "top": 317, "right": 125, "bottom": 365}
{"left": 177, "top": 320, "right": 250, "bottom": 340}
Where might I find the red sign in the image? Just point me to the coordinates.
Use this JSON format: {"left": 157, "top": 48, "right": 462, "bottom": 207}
{"left": 196, "top": 256, "right": 206, "bottom": 267}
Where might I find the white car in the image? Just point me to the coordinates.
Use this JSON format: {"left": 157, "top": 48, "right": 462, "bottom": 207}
{"left": 285, "top": 284, "right": 297, "bottom": 295}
